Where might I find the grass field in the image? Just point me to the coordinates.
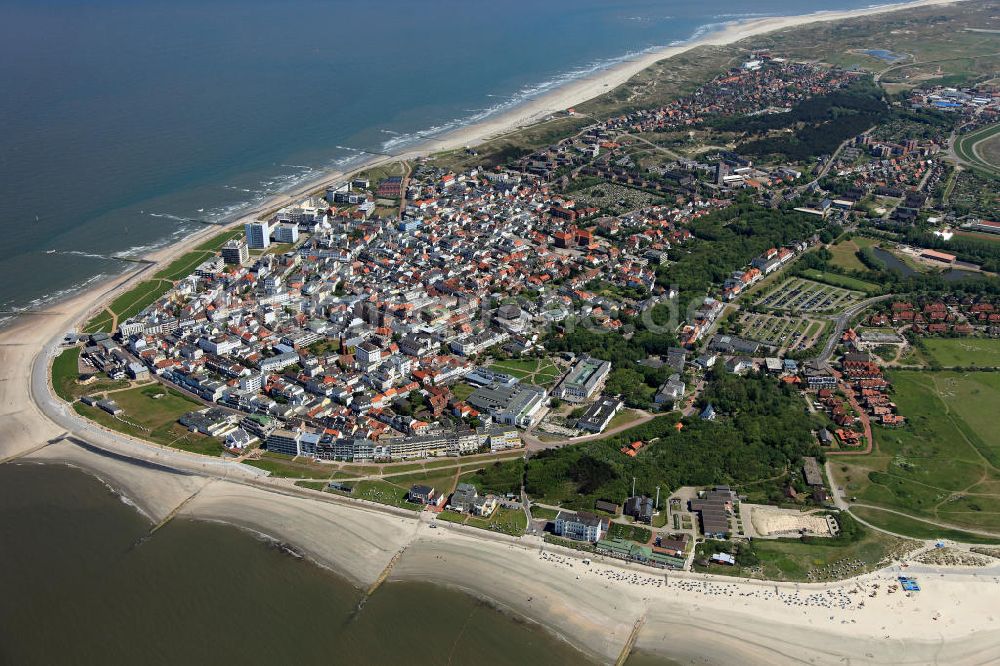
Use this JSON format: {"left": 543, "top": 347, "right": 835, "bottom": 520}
{"left": 921, "top": 338, "right": 1000, "bottom": 368}
{"left": 74, "top": 384, "right": 222, "bottom": 456}
{"left": 245, "top": 453, "right": 335, "bottom": 479}
{"left": 382, "top": 469, "right": 461, "bottom": 496}
{"left": 111, "top": 279, "right": 173, "bottom": 321}
{"left": 487, "top": 357, "right": 562, "bottom": 386}
{"left": 194, "top": 227, "right": 243, "bottom": 252}
{"left": 831, "top": 371, "right": 1000, "bottom": 539}
{"left": 451, "top": 383, "right": 475, "bottom": 401}
{"left": 530, "top": 506, "right": 560, "bottom": 521}
{"left": 52, "top": 348, "right": 82, "bottom": 402}
{"left": 81, "top": 311, "right": 115, "bottom": 334}
{"left": 799, "top": 269, "right": 879, "bottom": 294}
{"left": 465, "top": 507, "right": 527, "bottom": 536}
{"left": 953, "top": 230, "right": 1000, "bottom": 245}
{"left": 352, "top": 479, "right": 423, "bottom": 511}
{"left": 607, "top": 409, "right": 644, "bottom": 431}
{"left": 743, "top": 530, "right": 913, "bottom": 581}
{"left": 851, "top": 506, "right": 1000, "bottom": 545}
{"left": 827, "top": 236, "right": 877, "bottom": 272}
{"left": 608, "top": 522, "right": 652, "bottom": 544}
{"left": 83, "top": 278, "right": 175, "bottom": 333}
{"left": 154, "top": 250, "right": 213, "bottom": 282}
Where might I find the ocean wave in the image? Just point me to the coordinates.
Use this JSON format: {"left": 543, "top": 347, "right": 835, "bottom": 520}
{"left": 712, "top": 12, "right": 777, "bottom": 19}
{"left": 147, "top": 211, "right": 202, "bottom": 223}
{"left": 43, "top": 249, "right": 122, "bottom": 262}
{"left": 1, "top": 271, "right": 113, "bottom": 316}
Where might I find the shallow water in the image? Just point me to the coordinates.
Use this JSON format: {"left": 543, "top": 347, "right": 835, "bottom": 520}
{"left": 0, "top": 463, "right": 605, "bottom": 665}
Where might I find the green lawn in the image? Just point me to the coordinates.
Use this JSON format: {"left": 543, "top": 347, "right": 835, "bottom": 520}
{"left": 294, "top": 480, "right": 328, "bottom": 492}
{"left": 435, "top": 510, "right": 469, "bottom": 524}
{"left": 52, "top": 348, "right": 82, "bottom": 402}
{"left": 383, "top": 469, "right": 460, "bottom": 496}
{"left": 921, "top": 338, "right": 1000, "bottom": 368}
{"left": 487, "top": 357, "right": 562, "bottom": 385}
{"left": 607, "top": 409, "right": 643, "bottom": 431}
{"left": 851, "top": 507, "right": 1000, "bottom": 545}
{"left": 154, "top": 250, "right": 213, "bottom": 282}
{"left": 73, "top": 389, "right": 223, "bottom": 457}
{"left": 105, "top": 279, "right": 173, "bottom": 324}
{"left": 245, "top": 452, "right": 334, "bottom": 479}
{"left": 831, "top": 371, "right": 1000, "bottom": 536}
{"left": 955, "top": 122, "right": 1000, "bottom": 178}
{"left": 799, "top": 268, "right": 878, "bottom": 294}
{"left": 744, "top": 529, "right": 912, "bottom": 581}
{"left": 352, "top": 479, "right": 423, "bottom": 511}
{"left": 530, "top": 506, "right": 560, "bottom": 521}
{"left": 81, "top": 311, "right": 115, "bottom": 334}
{"left": 465, "top": 507, "right": 527, "bottom": 536}
{"left": 696, "top": 515, "right": 915, "bottom": 581}
{"left": 194, "top": 227, "right": 243, "bottom": 252}
{"left": 111, "top": 384, "right": 200, "bottom": 424}
{"left": 827, "top": 236, "right": 877, "bottom": 272}
{"left": 81, "top": 273, "right": 174, "bottom": 335}
{"left": 451, "top": 383, "right": 475, "bottom": 401}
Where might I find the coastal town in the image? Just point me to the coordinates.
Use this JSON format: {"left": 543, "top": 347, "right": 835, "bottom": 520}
{"left": 5, "top": 2, "right": 998, "bottom": 664}
{"left": 47, "top": 40, "right": 1000, "bottom": 585}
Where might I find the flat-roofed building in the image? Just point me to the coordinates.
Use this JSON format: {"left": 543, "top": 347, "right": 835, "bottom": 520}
{"left": 244, "top": 220, "right": 271, "bottom": 250}
{"left": 266, "top": 428, "right": 301, "bottom": 456}
{"left": 221, "top": 239, "right": 249, "bottom": 265}
{"left": 690, "top": 486, "right": 737, "bottom": 538}
{"left": 576, "top": 396, "right": 623, "bottom": 433}
{"left": 468, "top": 382, "right": 547, "bottom": 428}
{"left": 554, "top": 355, "right": 611, "bottom": 403}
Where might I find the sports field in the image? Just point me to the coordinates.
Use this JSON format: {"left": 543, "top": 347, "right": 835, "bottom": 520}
{"left": 955, "top": 122, "right": 1000, "bottom": 178}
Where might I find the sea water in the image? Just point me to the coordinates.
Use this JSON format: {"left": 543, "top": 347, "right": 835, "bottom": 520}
{"left": 1, "top": 0, "right": 908, "bottom": 319}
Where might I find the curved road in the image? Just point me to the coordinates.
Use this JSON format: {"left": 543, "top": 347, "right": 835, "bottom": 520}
{"left": 811, "top": 294, "right": 893, "bottom": 367}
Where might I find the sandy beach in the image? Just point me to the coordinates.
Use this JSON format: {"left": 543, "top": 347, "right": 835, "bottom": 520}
{"left": 5, "top": 0, "right": 999, "bottom": 662}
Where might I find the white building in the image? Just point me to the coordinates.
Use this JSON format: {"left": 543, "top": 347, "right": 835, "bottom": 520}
{"left": 244, "top": 220, "right": 272, "bottom": 250}
{"left": 273, "top": 223, "right": 299, "bottom": 244}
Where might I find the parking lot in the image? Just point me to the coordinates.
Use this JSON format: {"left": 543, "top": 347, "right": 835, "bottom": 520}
{"left": 738, "top": 313, "right": 826, "bottom": 354}
{"left": 755, "top": 278, "right": 861, "bottom": 313}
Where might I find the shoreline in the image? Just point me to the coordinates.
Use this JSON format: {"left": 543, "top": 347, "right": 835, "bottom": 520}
{"left": 4, "top": 0, "right": 998, "bottom": 663}
{"left": 23, "top": 442, "right": 1000, "bottom": 665}
{"left": 0, "top": 0, "right": 965, "bottom": 328}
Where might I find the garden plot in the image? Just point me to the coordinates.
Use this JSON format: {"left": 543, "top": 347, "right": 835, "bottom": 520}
{"left": 756, "top": 278, "right": 860, "bottom": 313}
